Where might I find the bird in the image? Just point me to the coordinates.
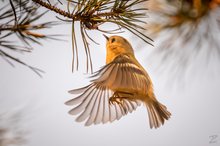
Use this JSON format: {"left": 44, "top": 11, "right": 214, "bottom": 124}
{"left": 65, "top": 35, "right": 171, "bottom": 129}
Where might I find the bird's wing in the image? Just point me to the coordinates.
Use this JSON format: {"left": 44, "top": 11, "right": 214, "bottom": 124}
{"left": 92, "top": 54, "right": 151, "bottom": 94}
{"left": 65, "top": 54, "right": 147, "bottom": 126}
{"left": 66, "top": 83, "right": 141, "bottom": 126}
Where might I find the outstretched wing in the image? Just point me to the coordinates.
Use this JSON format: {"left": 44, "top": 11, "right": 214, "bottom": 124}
{"left": 66, "top": 84, "right": 141, "bottom": 126}
{"left": 65, "top": 54, "right": 148, "bottom": 126}
{"left": 92, "top": 54, "right": 152, "bottom": 94}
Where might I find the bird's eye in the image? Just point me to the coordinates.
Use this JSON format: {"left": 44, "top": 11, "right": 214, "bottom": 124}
{"left": 111, "top": 38, "right": 116, "bottom": 43}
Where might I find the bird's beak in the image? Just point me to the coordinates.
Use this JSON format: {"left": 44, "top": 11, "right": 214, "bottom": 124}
{"left": 103, "top": 34, "right": 109, "bottom": 41}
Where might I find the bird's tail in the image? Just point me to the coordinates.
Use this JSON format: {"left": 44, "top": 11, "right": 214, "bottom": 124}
{"left": 145, "top": 97, "right": 171, "bottom": 129}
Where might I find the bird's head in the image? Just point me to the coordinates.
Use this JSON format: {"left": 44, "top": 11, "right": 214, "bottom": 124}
{"left": 103, "top": 35, "right": 134, "bottom": 56}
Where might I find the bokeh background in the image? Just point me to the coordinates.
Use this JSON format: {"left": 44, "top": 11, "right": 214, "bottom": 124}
{"left": 1, "top": 1, "right": 220, "bottom": 146}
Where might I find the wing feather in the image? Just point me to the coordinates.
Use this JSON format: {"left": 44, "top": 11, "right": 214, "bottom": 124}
{"left": 129, "top": 70, "right": 136, "bottom": 90}
{"left": 92, "top": 64, "right": 115, "bottom": 83}
{"left": 75, "top": 87, "right": 100, "bottom": 122}
{"left": 120, "top": 103, "right": 126, "bottom": 115}
{"left": 104, "top": 63, "right": 119, "bottom": 87}
{"left": 132, "top": 100, "right": 140, "bottom": 109}
{"left": 85, "top": 88, "right": 102, "bottom": 126}
{"left": 112, "top": 64, "right": 122, "bottom": 89}
{"left": 102, "top": 89, "right": 110, "bottom": 123}
{"left": 109, "top": 103, "right": 117, "bottom": 122}
{"left": 124, "top": 100, "right": 133, "bottom": 113}
{"left": 68, "top": 85, "right": 97, "bottom": 115}
{"left": 68, "top": 84, "right": 92, "bottom": 94}
{"left": 94, "top": 88, "right": 105, "bottom": 124}
{"left": 125, "top": 64, "right": 133, "bottom": 89}
{"left": 66, "top": 84, "right": 95, "bottom": 105}
{"left": 120, "top": 64, "right": 127, "bottom": 88}
{"left": 115, "top": 103, "right": 123, "bottom": 120}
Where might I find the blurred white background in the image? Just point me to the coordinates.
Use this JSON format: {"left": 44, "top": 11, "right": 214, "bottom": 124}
{"left": 1, "top": 9, "right": 220, "bottom": 146}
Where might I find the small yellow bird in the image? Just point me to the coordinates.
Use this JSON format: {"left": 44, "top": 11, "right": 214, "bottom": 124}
{"left": 66, "top": 35, "right": 171, "bottom": 129}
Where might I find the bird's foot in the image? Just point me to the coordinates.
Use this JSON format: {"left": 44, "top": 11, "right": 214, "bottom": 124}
{"left": 109, "top": 96, "right": 123, "bottom": 105}
{"left": 109, "top": 92, "right": 124, "bottom": 105}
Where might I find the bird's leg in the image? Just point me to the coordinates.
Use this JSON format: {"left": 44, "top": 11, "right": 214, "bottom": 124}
{"left": 109, "top": 91, "right": 134, "bottom": 105}
{"left": 109, "top": 92, "right": 123, "bottom": 105}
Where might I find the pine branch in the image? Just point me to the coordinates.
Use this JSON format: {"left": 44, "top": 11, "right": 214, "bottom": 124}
{"left": 146, "top": 0, "right": 220, "bottom": 76}
{"left": 0, "top": 111, "right": 27, "bottom": 146}
{"left": 31, "top": 0, "right": 153, "bottom": 73}
{"left": 0, "top": 0, "right": 61, "bottom": 76}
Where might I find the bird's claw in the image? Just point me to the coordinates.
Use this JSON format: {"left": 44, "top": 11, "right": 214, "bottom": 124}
{"left": 109, "top": 96, "right": 123, "bottom": 105}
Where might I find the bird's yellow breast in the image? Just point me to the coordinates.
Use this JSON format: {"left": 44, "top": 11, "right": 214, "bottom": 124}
{"left": 106, "top": 46, "right": 131, "bottom": 64}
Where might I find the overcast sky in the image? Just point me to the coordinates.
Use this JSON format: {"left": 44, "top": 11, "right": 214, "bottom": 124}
{"left": 1, "top": 8, "right": 220, "bottom": 146}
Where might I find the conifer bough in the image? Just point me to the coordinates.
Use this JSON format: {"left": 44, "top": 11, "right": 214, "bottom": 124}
{"left": 32, "top": 0, "right": 153, "bottom": 73}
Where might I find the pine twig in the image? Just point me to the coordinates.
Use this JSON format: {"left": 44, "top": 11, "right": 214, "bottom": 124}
{"left": 0, "top": 0, "right": 61, "bottom": 76}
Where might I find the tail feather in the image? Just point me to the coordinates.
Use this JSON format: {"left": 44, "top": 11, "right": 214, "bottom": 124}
{"left": 146, "top": 100, "right": 171, "bottom": 129}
